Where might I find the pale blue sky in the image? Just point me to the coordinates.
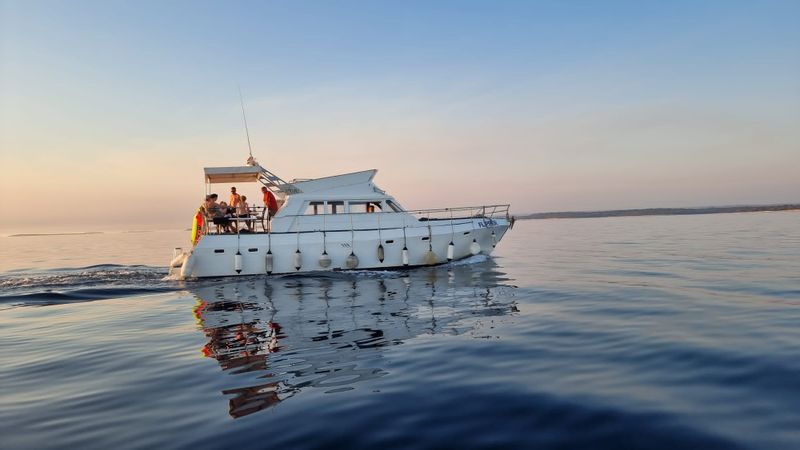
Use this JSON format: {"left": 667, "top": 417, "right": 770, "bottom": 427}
{"left": 1, "top": 0, "right": 798, "bottom": 231}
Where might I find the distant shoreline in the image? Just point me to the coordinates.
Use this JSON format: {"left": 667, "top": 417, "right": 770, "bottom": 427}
{"left": 517, "top": 204, "right": 800, "bottom": 220}
{"left": 9, "top": 231, "right": 105, "bottom": 237}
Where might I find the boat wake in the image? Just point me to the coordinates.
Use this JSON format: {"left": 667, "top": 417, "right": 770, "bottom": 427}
{"left": 1, "top": 255, "right": 497, "bottom": 308}
{"left": 448, "top": 253, "right": 489, "bottom": 266}
{"left": 0, "top": 264, "right": 180, "bottom": 307}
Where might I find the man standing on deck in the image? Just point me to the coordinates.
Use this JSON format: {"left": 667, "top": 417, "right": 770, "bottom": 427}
{"left": 261, "top": 186, "right": 279, "bottom": 220}
{"left": 229, "top": 187, "right": 241, "bottom": 211}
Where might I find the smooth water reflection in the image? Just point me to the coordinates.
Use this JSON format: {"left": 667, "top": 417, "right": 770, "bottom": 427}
{"left": 2, "top": 215, "right": 799, "bottom": 449}
{"left": 188, "top": 258, "right": 518, "bottom": 418}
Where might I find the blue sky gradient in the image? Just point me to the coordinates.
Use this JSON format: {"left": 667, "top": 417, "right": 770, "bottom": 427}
{"left": 1, "top": 0, "right": 798, "bottom": 230}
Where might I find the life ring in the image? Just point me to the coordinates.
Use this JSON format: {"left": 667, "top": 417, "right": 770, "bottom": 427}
{"left": 191, "top": 210, "right": 204, "bottom": 245}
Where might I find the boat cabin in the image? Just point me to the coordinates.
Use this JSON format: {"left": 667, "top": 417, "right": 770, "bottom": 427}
{"left": 200, "top": 162, "right": 509, "bottom": 236}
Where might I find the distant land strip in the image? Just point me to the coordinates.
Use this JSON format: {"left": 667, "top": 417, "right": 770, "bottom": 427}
{"left": 518, "top": 204, "right": 800, "bottom": 220}
{"left": 9, "top": 232, "right": 104, "bottom": 237}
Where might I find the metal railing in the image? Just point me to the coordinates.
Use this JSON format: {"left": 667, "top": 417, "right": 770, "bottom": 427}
{"left": 202, "top": 206, "right": 268, "bottom": 235}
{"left": 256, "top": 165, "right": 302, "bottom": 195}
{"left": 200, "top": 204, "right": 511, "bottom": 236}
{"left": 405, "top": 204, "right": 511, "bottom": 221}
{"left": 272, "top": 204, "right": 510, "bottom": 221}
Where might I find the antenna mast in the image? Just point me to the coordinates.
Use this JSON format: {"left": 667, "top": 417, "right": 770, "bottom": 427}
{"left": 238, "top": 86, "right": 254, "bottom": 159}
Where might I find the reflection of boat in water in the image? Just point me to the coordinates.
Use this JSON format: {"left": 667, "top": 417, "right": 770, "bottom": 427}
{"left": 190, "top": 258, "right": 517, "bottom": 418}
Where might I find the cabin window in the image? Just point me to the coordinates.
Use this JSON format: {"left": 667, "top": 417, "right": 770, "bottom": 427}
{"left": 305, "top": 201, "right": 325, "bottom": 215}
{"left": 349, "top": 201, "right": 383, "bottom": 213}
{"left": 327, "top": 201, "right": 345, "bottom": 214}
{"left": 386, "top": 200, "right": 403, "bottom": 212}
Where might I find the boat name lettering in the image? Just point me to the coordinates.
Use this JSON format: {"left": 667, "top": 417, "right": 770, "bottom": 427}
{"left": 478, "top": 219, "right": 497, "bottom": 228}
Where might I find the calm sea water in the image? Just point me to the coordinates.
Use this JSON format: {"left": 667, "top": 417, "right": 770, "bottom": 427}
{"left": 1, "top": 212, "right": 799, "bottom": 449}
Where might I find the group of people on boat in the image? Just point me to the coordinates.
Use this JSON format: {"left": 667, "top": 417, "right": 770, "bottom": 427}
{"left": 200, "top": 185, "right": 279, "bottom": 233}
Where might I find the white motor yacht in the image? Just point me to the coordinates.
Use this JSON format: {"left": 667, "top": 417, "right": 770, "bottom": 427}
{"left": 169, "top": 160, "right": 513, "bottom": 278}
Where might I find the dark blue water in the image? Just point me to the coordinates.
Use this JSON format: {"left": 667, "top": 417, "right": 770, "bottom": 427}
{"left": 1, "top": 213, "right": 799, "bottom": 449}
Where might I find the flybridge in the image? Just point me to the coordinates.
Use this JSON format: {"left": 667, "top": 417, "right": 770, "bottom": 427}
{"left": 203, "top": 163, "right": 301, "bottom": 195}
{"left": 290, "top": 170, "right": 379, "bottom": 196}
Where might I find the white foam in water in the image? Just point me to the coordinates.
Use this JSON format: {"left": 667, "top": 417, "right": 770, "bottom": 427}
{"left": 447, "top": 254, "right": 489, "bottom": 266}
{"left": 0, "top": 265, "right": 173, "bottom": 304}
{"left": 161, "top": 272, "right": 185, "bottom": 282}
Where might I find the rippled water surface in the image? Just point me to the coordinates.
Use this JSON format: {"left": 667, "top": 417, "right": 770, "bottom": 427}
{"left": 1, "top": 212, "right": 799, "bottom": 449}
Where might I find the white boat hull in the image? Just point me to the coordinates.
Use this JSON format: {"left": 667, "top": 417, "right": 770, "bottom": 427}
{"left": 173, "top": 218, "right": 509, "bottom": 278}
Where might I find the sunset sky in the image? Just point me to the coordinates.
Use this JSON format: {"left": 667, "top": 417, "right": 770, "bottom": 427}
{"left": 1, "top": 0, "right": 798, "bottom": 232}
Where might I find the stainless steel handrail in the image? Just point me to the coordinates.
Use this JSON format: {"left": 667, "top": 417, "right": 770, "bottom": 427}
{"left": 272, "top": 204, "right": 510, "bottom": 220}
{"left": 200, "top": 204, "right": 511, "bottom": 236}
{"left": 405, "top": 204, "right": 510, "bottom": 220}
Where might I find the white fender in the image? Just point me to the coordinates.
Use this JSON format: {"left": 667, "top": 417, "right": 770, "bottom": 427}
{"left": 346, "top": 252, "right": 359, "bottom": 269}
{"left": 402, "top": 248, "right": 409, "bottom": 266}
{"left": 234, "top": 251, "right": 242, "bottom": 274}
{"left": 377, "top": 244, "right": 385, "bottom": 263}
{"left": 470, "top": 240, "right": 481, "bottom": 255}
{"left": 319, "top": 252, "right": 332, "bottom": 268}
{"left": 424, "top": 250, "right": 438, "bottom": 265}
{"left": 265, "top": 251, "right": 274, "bottom": 274}
{"left": 447, "top": 242, "right": 454, "bottom": 261}
{"left": 293, "top": 250, "right": 302, "bottom": 271}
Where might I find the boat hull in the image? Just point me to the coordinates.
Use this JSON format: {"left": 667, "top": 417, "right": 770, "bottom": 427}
{"left": 173, "top": 218, "right": 509, "bottom": 278}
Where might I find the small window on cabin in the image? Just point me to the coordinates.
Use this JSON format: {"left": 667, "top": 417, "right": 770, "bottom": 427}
{"left": 386, "top": 200, "right": 403, "bottom": 212}
{"left": 305, "top": 201, "right": 324, "bottom": 215}
{"left": 349, "top": 201, "right": 383, "bottom": 213}
{"left": 327, "top": 201, "right": 345, "bottom": 214}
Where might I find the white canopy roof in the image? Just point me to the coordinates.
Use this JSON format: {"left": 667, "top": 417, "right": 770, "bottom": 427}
{"left": 204, "top": 166, "right": 263, "bottom": 184}
{"left": 291, "top": 170, "right": 377, "bottom": 195}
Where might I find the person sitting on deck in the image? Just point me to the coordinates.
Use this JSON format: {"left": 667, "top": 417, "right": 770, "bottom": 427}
{"left": 204, "top": 194, "right": 220, "bottom": 217}
{"left": 237, "top": 195, "right": 253, "bottom": 232}
{"left": 219, "top": 201, "right": 237, "bottom": 233}
{"left": 206, "top": 194, "right": 233, "bottom": 234}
